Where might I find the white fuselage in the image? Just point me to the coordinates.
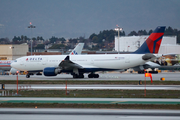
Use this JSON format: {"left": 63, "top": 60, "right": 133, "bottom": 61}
{"left": 11, "top": 54, "right": 147, "bottom": 72}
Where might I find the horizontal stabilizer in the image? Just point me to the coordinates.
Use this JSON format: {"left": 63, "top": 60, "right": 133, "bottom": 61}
{"left": 142, "top": 53, "right": 156, "bottom": 61}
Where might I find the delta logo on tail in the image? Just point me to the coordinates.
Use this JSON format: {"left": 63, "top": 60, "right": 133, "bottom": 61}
{"left": 134, "top": 26, "right": 166, "bottom": 54}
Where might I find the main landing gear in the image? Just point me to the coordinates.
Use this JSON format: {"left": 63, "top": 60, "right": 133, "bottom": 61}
{"left": 72, "top": 73, "right": 84, "bottom": 78}
{"left": 138, "top": 70, "right": 158, "bottom": 74}
{"left": 88, "top": 73, "right": 99, "bottom": 78}
{"left": 149, "top": 71, "right": 158, "bottom": 74}
{"left": 72, "top": 73, "right": 99, "bottom": 78}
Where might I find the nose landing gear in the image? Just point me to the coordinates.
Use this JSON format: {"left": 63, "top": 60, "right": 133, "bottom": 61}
{"left": 26, "top": 73, "right": 34, "bottom": 78}
{"left": 26, "top": 74, "right": 30, "bottom": 78}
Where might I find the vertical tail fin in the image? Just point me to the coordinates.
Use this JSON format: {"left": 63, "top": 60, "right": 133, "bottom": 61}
{"left": 133, "top": 26, "right": 166, "bottom": 54}
{"left": 69, "top": 43, "right": 84, "bottom": 55}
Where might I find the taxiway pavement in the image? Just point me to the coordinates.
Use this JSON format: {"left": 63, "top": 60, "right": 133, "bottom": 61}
{"left": 4, "top": 84, "right": 180, "bottom": 90}
{"left": 1, "top": 97, "right": 180, "bottom": 104}
{"left": 0, "top": 72, "right": 180, "bottom": 81}
{"left": 0, "top": 108, "right": 180, "bottom": 120}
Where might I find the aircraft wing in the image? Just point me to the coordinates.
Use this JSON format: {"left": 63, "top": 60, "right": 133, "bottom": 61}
{"left": 59, "top": 56, "right": 84, "bottom": 70}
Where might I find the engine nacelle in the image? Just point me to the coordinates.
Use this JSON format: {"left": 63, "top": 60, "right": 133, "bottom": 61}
{"left": 43, "top": 67, "right": 60, "bottom": 76}
{"left": 10, "top": 68, "right": 19, "bottom": 75}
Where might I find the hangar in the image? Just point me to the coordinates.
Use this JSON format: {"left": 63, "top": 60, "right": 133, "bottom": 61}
{"left": 0, "top": 44, "right": 28, "bottom": 60}
{"left": 115, "top": 35, "right": 180, "bottom": 54}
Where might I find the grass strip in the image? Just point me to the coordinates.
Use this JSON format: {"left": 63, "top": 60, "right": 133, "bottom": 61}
{"left": 2, "top": 90, "right": 180, "bottom": 98}
{"left": 0, "top": 80, "right": 180, "bottom": 85}
{"left": 0, "top": 103, "right": 180, "bottom": 109}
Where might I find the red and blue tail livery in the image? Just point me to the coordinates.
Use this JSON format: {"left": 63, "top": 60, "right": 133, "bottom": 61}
{"left": 133, "top": 26, "right": 166, "bottom": 54}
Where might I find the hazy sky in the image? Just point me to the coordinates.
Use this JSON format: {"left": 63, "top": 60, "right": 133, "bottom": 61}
{"left": 0, "top": 0, "right": 180, "bottom": 39}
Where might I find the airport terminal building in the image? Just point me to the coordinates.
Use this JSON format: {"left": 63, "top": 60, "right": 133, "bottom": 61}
{"left": 0, "top": 44, "right": 28, "bottom": 60}
{"left": 115, "top": 35, "right": 180, "bottom": 54}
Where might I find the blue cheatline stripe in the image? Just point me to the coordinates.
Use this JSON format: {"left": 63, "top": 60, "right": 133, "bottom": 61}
{"left": 61, "top": 68, "right": 120, "bottom": 73}
{"left": 153, "top": 36, "right": 163, "bottom": 53}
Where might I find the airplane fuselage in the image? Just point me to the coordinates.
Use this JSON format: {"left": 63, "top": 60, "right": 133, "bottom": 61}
{"left": 12, "top": 54, "right": 147, "bottom": 73}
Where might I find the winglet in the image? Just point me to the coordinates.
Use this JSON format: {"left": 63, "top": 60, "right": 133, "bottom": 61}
{"left": 133, "top": 26, "right": 166, "bottom": 54}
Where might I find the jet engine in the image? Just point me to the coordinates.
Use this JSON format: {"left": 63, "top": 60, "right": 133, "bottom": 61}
{"left": 10, "top": 68, "right": 19, "bottom": 75}
{"left": 43, "top": 67, "right": 61, "bottom": 76}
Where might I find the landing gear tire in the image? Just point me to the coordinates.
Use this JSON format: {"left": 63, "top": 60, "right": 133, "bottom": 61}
{"left": 138, "top": 71, "right": 146, "bottom": 74}
{"left": 149, "top": 71, "right": 158, "bottom": 74}
{"left": 88, "top": 74, "right": 99, "bottom": 78}
{"left": 26, "top": 74, "right": 30, "bottom": 78}
{"left": 73, "top": 74, "right": 77, "bottom": 78}
{"left": 79, "top": 74, "right": 84, "bottom": 78}
{"left": 73, "top": 74, "right": 84, "bottom": 78}
{"left": 88, "top": 74, "right": 93, "bottom": 78}
{"left": 94, "top": 74, "right": 99, "bottom": 78}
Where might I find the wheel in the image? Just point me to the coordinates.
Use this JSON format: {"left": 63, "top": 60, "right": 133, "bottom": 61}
{"left": 79, "top": 75, "right": 84, "bottom": 78}
{"left": 73, "top": 74, "right": 78, "bottom": 78}
{"left": 138, "top": 71, "right": 145, "bottom": 74}
{"left": 94, "top": 74, "right": 99, "bottom": 78}
{"left": 26, "top": 74, "right": 30, "bottom": 78}
{"left": 79, "top": 74, "right": 84, "bottom": 78}
{"left": 88, "top": 74, "right": 93, "bottom": 78}
{"left": 88, "top": 74, "right": 99, "bottom": 78}
{"left": 96, "top": 74, "right": 99, "bottom": 78}
{"left": 149, "top": 71, "right": 158, "bottom": 74}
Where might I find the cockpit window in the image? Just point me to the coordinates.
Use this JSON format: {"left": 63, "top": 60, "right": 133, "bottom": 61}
{"left": 14, "top": 60, "right": 17, "bottom": 62}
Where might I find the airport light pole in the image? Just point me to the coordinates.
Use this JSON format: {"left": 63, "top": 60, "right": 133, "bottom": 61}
{"left": 115, "top": 25, "right": 123, "bottom": 53}
{"left": 28, "top": 22, "right": 36, "bottom": 55}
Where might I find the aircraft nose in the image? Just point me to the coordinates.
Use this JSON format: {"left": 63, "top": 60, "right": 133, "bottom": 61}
{"left": 10, "top": 62, "right": 16, "bottom": 68}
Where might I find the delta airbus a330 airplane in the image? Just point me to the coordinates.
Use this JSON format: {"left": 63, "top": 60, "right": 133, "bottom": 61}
{"left": 11, "top": 26, "right": 166, "bottom": 78}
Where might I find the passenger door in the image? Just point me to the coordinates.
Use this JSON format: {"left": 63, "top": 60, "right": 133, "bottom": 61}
{"left": 42, "top": 57, "right": 48, "bottom": 65}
